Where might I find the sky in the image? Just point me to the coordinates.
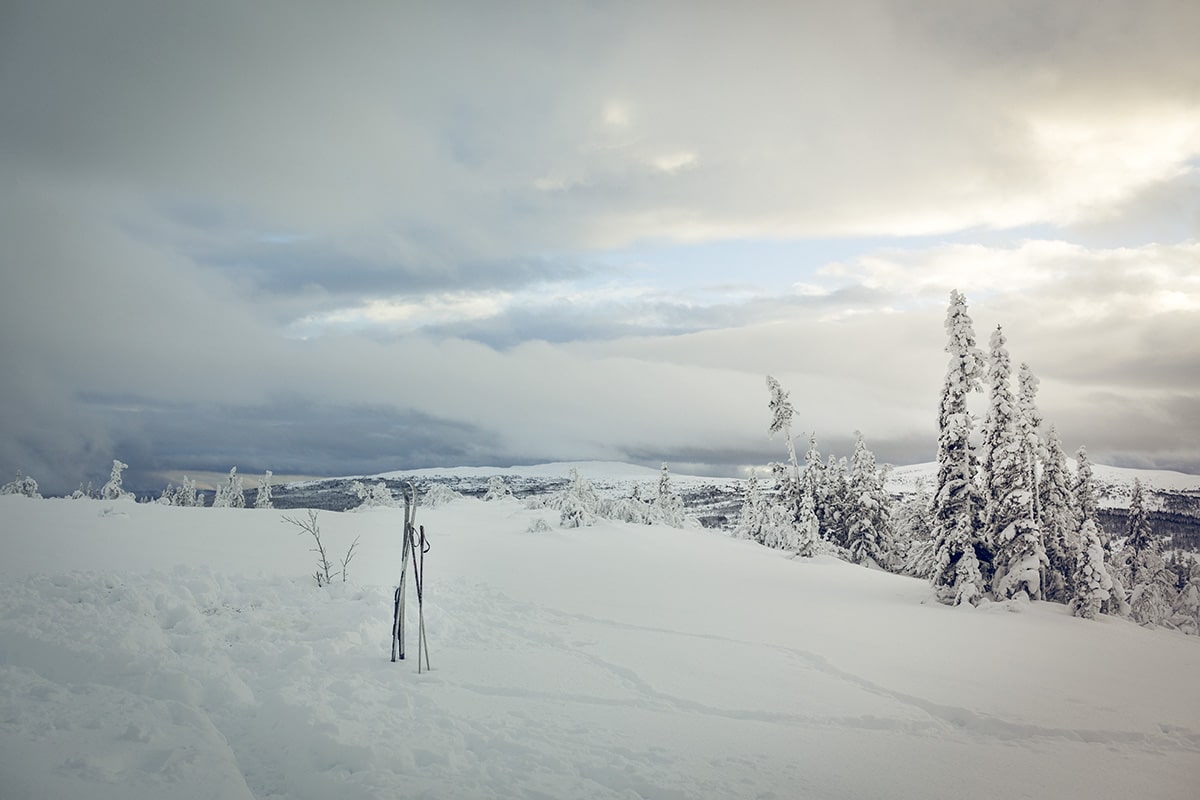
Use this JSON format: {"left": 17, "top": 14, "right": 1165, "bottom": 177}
{"left": 2, "top": 0, "right": 1199, "bottom": 494}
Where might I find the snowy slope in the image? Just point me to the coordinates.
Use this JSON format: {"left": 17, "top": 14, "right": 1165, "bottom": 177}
{"left": 1, "top": 495, "right": 1198, "bottom": 799}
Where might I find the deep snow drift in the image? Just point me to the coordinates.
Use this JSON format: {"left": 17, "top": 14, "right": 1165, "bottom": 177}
{"left": 1, "top": 492, "right": 1198, "bottom": 800}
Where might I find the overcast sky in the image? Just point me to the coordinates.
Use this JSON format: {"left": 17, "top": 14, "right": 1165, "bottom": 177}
{"left": 2, "top": 1, "right": 1199, "bottom": 494}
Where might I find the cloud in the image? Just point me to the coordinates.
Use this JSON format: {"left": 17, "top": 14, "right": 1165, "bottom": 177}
{"left": 2, "top": 1, "right": 1199, "bottom": 491}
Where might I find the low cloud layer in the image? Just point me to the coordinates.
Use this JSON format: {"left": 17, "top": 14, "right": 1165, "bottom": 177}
{"left": 2, "top": 2, "right": 1198, "bottom": 493}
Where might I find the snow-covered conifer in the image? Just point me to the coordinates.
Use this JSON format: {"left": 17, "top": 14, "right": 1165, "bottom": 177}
{"left": 734, "top": 474, "right": 766, "bottom": 542}
{"left": 1168, "top": 561, "right": 1200, "bottom": 635}
{"left": 1039, "top": 427, "right": 1079, "bottom": 603}
{"left": 1, "top": 470, "right": 41, "bottom": 498}
{"left": 423, "top": 483, "right": 464, "bottom": 508}
{"left": 896, "top": 482, "right": 934, "bottom": 577}
{"left": 350, "top": 480, "right": 393, "bottom": 509}
{"left": 483, "top": 476, "right": 513, "bottom": 501}
{"left": 1073, "top": 447, "right": 1100, "bottom": 535}
{"left": 255, "top": 470, "right": 274, "bottom": 509}
{"left": 1124, "top": 480, "right": 1175, "bottom": 626}
{"left": 100, "top": 460, "right": 135, "bottom": 501}
{"left": 844, "top": 432, "right": 895, "bottom": 567}
{"left": 652, "top": 463, "right": 686, "bottom": 527}
{"left": 821, "top": 455, "right": 850, "bottom": 548}
{"left": 1070, "top": 519, "right": 1113, "bottom": 620}
{"left": 930, "top": 290, "right": 988, "bottom": 605}
{"left": 213, "top": 467, "right": 246, "bottom": 508}
{"left": 800, "top": 436, "right": 824, "bottom": 534}
{"left": 982, "top": 326, "right": 1047, "bottom": 600}
{"left": 1125, "top": 479, "right": 1155, "bottom": 578}
{"left": 560, "top": 468, "right": 598, "bottom": 528}
{"left": 1016, "top": 363, "right": 1043, "bottom": 522}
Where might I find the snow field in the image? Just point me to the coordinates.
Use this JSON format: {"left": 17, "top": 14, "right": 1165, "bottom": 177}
{"left": 1, "top": 494, "right": 1198, "bottom": 799}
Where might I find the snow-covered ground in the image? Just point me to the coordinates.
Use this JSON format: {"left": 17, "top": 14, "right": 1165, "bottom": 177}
{"left": 2, "top": 493, "right": 1198, "bottom": 799}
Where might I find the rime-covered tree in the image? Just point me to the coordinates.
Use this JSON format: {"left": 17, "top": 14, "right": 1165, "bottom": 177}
{"left": 1126, "top": 479, "right": 1175, "bottom": 626}
{"left": 1039, "top": 427, "right": 1079, "bottom": 603}
{"left": 100, "top": 459, "right": 135, "bottom": 501}
{"left": 1016, "top": 363, "right": 1043, "bottom": 522}
{"left": 560, "top": 468, "right": 599, "bottom": 528}
{"left": 844, "top": 432, "right": 895, "bottom": 567}
{"left": 483, "top": 475, "right": 513, "bottom": 501}
{"left": 1169, "top": 561, "right": 1200, "bottom": 636}
{"left": 930, "top": 290, "right": 987, "bottom": 605}
{"left": 897, "top": 482, "right": 935, "bottom": 578}
{"left": 213, "top": 467, "right": 246, "bottom": 508}
{"left": 800, "top": 435, "right": 825, "bottom": 537}
{"left": 1073, "top": 448, "right": 1100, "bottom": 534}
{"left": 1, "top": 470, "right": 41, "bottom": 498}
{"left": 255, "top": 470, "right": 275, "bottom": 509}
{"left": 822, "top": 455, "right": 850, "bottom": 548}
{"left": 350, "top": 480, "right": 394, "bottom": 509}
{"left": 1070, "top": 519, "right": 1113, "bottom": 620}
{"left": 652, "top": 463, "right": 686, "bottom": 527}
{"left": 734, "top": 474, "right": 766, "bottom": 542}
{"left": 982, "top": 326, "right": 1047, "bottom": 600}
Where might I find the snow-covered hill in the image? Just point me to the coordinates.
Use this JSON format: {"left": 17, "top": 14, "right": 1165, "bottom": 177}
{"left": 1, "top": 494, "right": 1198, "bottom": 799}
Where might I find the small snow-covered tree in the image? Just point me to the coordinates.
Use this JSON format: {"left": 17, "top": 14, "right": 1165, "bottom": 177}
{"left": 930, "top": 290, "right": 987, "bottom": 605}
{"left": 483, "top": 475, "right": 513, "bottom": 501}
{"left": 255, "top": 470, "right": 275, "bottom": 509}
{"left": 350, "top": 480, "right": 394, "bottom": 509}
{"left": 652, "top": 463, "right": 686, "bottom": 527}
{"left": 100, "top": 459, "right": 135, "bottom": 501}
{"left": 897, "top": 482, "right": 935, "bottom": 578}
{"left": 1, "top": 470, "right": 41, "bottom": 499}
{"left": 213, "top": 467, "right": 246, "bottom": 508}
{"left": 560, "top": 468, "right": 599, "bottom": 528}
{"left": 423, "top": 483, "right": 464, "bottom": 507}
{"left": 1168, "top": 561, "right": 1200, "bottom": 635}
{"left": 1070, "top": 519, "right": 1113, "bottom": 620}
{"left": 821, "top": 455, "right": 850, "bottom": 548}
{"left": 983, "top": 326, "right": 1047, "bottom": 601}
{"left": 70, "top": 481, "right": 97, "bottom": 500}
{"left": 1125, "top": 479, "right": 1155, "bottom": 581}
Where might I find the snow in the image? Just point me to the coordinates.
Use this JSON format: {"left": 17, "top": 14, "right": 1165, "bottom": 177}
{"left": 2, "top": 494, "right": 1199, "bottom": 799}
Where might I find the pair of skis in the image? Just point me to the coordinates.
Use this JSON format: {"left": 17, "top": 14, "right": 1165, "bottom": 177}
{"left": 391, "top": 482, "right": 431, "bottom": 672}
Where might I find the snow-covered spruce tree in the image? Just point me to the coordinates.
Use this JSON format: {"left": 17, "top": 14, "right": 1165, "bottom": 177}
{"left": 800, "top": 436, "right": 825, "bottom": 539}
{"left": 1, "top": 470, "right": 41, "bottom": 498}
{"left": 1039, "top": 427, "right": 1079, "bottom": 603}
{"left": 1125, "top": 479, "right": 1176, "bottom": 626}
{"left": 930, "top": 290, "right": 988, "bottom": 605}
{"left": 560, "top": 468, "right": 599, "bottom": 528}
{"left": 1070, "top": 518, "right": 1114, "bottom": 620}
{"left": 1169, "top": 561, "right": 1200, "bottom": 635}
{"left": 100, "top": 459, "right": 135, "bottom": 501}
{"left": 734, "top": 473, "right": 766, "bottom": 542}
{"left": 652, "top": 463, "right": 686, "bottom": 527}
{"left": 1016, "top": 363, "right": 1043, "bottom": 523}
{"left": 70, "top": 481, "right": 97, "bottom": 500}
{"left": 483, "top": 475, "right": 513, "bottom": 501}
{"left": 982, "top": 326, "right": 1047, "bottom": 601}
{"left": 761, "top": 376, "right": 811, "bottom": 554}
{"left": 212, "top": 467, "right": 246, "bottom": 508}
{"left": 844, "top": 432, "right": 896, "bottom": 567}
{"left": 1073, "top": 448, "right": 1100, "bottom": 536}
{"left": 897, "top": 481, "right": 936, "bottom": 578}
{"left": 255, "top": 470, "right": 274, "bottom": 509}
{"left": 821, "top": 455, "right": 850, "bottom": 549}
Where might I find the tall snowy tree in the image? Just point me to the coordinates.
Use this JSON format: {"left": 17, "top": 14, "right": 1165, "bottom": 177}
{"left": 1016, "top": 363, "right": 1043, "bottom": 522}
{"left": 800, "top": 435, "right": 825, "bottom": 538}
{"left": 652, "top": 463, "right": 686, "bottom": 528}
{"left": 930, "top": 290, "right": 988, "bottom": 606}
{"left": 982, "top": 326, "right": 1047, "bottom": 600}
{"left": 734, "top": 474, "right": 766, "bottom": 543}
{"left": 844, "top": 432, "right": 895, "bottom": 567}
{"left": 822, "top": 455, "right": 850, "bottom": 548}
{"left": 1039, "top": 427, "right": 1079, "bottom": 603}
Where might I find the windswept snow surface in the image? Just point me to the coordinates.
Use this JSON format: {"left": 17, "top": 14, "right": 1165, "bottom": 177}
{"left": 1, "top": 495, "right": 1198, "bottom": 799}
